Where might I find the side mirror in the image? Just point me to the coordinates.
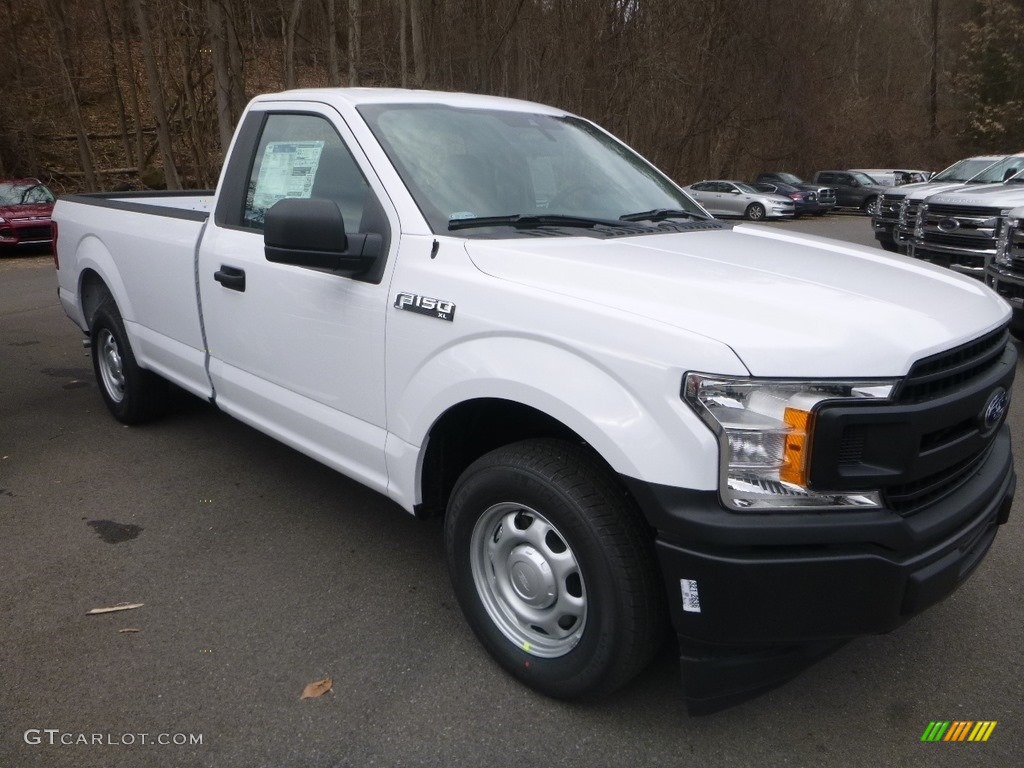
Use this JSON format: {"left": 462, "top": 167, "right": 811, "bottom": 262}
{"left": 264, "top": 197, "right": 381, "bottom": 276}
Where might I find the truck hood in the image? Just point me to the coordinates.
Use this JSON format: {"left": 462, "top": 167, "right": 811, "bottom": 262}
{"left": 465, "top": 225, "right": 1009, "bottom": 378}
{"left": 924, "top": 182, "right": 1024, "bottom": 207}
{"left": 899, "top": 181, "right": 983, "bottom": 200}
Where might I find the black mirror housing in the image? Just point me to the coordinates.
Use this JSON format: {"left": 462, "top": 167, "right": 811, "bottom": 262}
{"left": 264, "top": 198, "right": 380, "bottom": 275}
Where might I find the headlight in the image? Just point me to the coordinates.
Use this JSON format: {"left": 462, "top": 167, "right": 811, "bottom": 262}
{"left": 914, "top": 203, "right": 926, "bottom": 238}
{"left": 996, "top": 214, "right": 1022, "bottom": 267}
{"left": 683, "top": 374, "right": 896, "bottom": 511}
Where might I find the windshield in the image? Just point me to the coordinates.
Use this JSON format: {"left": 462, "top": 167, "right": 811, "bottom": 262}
{"left": 775, "top": 172, "right": 802, "bottom": 185}
{"left": 931, "top": 157, "right": 1000, "bottom": 183}
{"left": 850, "top": 172, "right": 879, "bottom": 185}
{"left": 0, "top": 182, "right": 55, "bottom": 206}
{"left": 968, "top": 155, "right": 1024, "bottom": 184}
{"left": 358, "top": 104, "right": 705, "bottom": 235}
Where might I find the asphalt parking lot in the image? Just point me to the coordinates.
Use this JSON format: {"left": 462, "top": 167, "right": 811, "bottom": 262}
{"left": 1, "top": 216, "right": 1022, "bottom": 768}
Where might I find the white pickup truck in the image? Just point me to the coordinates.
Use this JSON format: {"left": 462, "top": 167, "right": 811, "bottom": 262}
{"left": 54, "top": 88, "right": 1017, "bottom": 713}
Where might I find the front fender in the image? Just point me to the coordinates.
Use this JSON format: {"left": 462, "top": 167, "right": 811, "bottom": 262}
{"left": 389, "top": 335, "right": 725, "bottom": 499}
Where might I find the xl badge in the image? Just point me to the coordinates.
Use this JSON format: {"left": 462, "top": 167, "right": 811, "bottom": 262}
{"left": 981, "top": 387, "right": 1009, "bottom": 432}
{"left": 394, "top": 292, "right": 456, "bottom": 322}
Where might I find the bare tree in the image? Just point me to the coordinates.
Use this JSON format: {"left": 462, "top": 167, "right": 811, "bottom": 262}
{"left": 207, "top": 0, "right": 235, "bottom": 156}
{"left": 348, "top": 0, "right": 361, "bottom": 85}
{"left": 285, "top": 0, "right": 305, "bottom": 88}
{"left": 132, "top": 0, "right": 181, "bottom": 188}
{"left": 410, "top": 0, "right": 425, "bottom": 86}
{"left": 43, "top": 0, "right": 97, "bottom": 189}
{"left": 327, "top": 0, "right": 341, "bottom": 85}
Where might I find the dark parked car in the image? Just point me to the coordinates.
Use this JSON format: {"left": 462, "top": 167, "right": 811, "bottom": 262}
{"left": 751, "top": 181, "right": 828, "bottom": 217}
{"left": 753, "top": 172, "right": 836, "bottom": 214}
{"left": 811, "top": 170, "right": 887, "bottom": 215}
{"left": 0, "top": 179, "right": 56, "bottom": 250}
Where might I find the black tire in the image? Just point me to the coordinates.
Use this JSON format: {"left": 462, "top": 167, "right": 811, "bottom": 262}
{"left": 863, "top": 197, "right": 879, "bottom": 217}
{"left": 745, "top": 202, "right": 766, "bottom": 221}
{"left": 880, "top": 239, "right": 899, "bottom": 253}
{"left": 445, "top": 439, "right": 665, "bottom": 699}
{"left": 90, "top": 299, "right": 170, "bottom": 424}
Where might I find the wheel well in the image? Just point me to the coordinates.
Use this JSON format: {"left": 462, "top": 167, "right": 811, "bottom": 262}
{"left": 417, "top": 398, "right": 589, "bottom": 519}
{"left": 80, "top": 269, "right": 113, "bottom": 331}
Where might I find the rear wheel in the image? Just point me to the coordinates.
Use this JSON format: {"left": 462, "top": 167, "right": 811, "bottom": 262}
{"left": 745, "top": 203, "right": 766, "bottom": 221}
{"left": 445, "top": 439, "right": 664, "bottom": 698}
{"left": 90, "top": 300, "right": 169, "bottom": 424}
{"left": 863, "top": 197, "right": 880, "bottom": 216}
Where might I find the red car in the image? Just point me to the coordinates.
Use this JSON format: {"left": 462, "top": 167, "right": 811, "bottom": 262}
{"left": 0, "top": 178, "right": 56, "bottom": 249}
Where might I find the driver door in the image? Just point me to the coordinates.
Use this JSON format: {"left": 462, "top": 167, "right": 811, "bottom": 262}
{"left": 198, "top": 103, "right": 398, "bottom": 492}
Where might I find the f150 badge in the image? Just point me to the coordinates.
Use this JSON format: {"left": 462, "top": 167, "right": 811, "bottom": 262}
{"left": 394, "top": 292, "right": 456, "bottom": 322}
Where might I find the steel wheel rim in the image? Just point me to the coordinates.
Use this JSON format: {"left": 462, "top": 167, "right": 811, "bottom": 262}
{"left": 97, "top": 328, "right": 126, "bottom": 403}
{"left": 470, "top": 502, "right": 587, "bottom": 658}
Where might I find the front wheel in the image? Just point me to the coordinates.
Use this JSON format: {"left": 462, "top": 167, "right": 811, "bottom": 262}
{"left": 90, "top": 299, "right": 169, "bottom": 424}
{"left": 745, "top": 202, "right": 766, "bottom": 221}
{"left": 445, "top": 439, "right": 664, "bottom": 699}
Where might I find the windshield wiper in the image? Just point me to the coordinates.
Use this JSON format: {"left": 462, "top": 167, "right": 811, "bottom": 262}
{"left": 619, "top": 208, "right": 702, "bottom": 222}
{"left": 447, "top": 214, "right": 623, "bottom": 231}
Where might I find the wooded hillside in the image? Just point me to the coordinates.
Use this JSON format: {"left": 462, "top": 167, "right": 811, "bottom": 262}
{"left": 1, "top": 0, "right": 1022, "bottom": 193}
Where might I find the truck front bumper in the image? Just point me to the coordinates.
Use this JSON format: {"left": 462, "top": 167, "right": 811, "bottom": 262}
{"left": 986, "top": 266, "right": 1024, "bottom": 336}
{"left": 908, "top": 242, "right": 992, "bottom": 280}
{"left": 624, "top": 425, "right": 1014, "bottom": 713}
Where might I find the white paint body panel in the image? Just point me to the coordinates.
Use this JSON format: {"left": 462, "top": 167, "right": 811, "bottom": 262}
{"left": 53, "top": 88, "right": 1013, "bottom": 514}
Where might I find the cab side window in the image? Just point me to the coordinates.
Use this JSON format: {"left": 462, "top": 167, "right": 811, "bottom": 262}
{"left": 243, "top": 113, "right": 370, "bottom": 234}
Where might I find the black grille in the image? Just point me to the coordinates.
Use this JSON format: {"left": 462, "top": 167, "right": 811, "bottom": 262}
{"left": 926, "top": 204, "right": 1001, "bottom": 218}
{"left": 923, "top": 232, "right": 996, "bottom": 249}
{"left": 883, "top": 444, "right": 993, "bottom": 513}
{"left": 897, "top": 325, "right": 1009, "bottom": 404}
{"left": 13, "top": 226, "right": 51, "bottom": 241}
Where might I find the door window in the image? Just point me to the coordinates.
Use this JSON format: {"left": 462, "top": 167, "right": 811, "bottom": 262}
{"left": 242, "top": 113, "right": 370, "bottom": 234}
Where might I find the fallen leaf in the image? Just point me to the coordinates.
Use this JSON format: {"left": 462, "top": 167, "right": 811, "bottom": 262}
{"left": 300, "top": 677, "right": 333, "bottom": 699}
{"left": 86, "top": 603, "right": 144, "bottom": 615}
{"left": 118, "top": 628, "right": 142, "bottom": 634}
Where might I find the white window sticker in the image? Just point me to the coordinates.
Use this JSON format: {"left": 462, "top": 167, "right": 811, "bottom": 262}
{"left": 252, "top": 140, "right": 325, "bottom": 210}
{"left": 680, "top": 578, "right": 701, "bottom": 613}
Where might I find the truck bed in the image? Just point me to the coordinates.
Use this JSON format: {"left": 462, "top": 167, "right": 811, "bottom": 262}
{"left": 55, "top": 190, "right": 217, "bottom": 401}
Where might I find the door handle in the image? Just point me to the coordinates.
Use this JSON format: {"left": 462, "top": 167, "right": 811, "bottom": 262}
{"left": 214, "top": 266, "right": 246, "bottom": 292}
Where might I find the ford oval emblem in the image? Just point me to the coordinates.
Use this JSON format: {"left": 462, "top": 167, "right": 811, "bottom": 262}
{"left": 982, "top": 387, "right": 1009, "bottom": 432}
{"left": 937, "top": 217, "right": 961, "bottom": 232}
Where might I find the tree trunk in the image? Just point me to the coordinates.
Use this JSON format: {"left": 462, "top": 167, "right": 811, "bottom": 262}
{"left": 399, "top": 0, "right": 408, "bottom": 87}
{"left": 410, "top": 0, "right": 426, "bottom": 86}
{"left": 327, "top": 0, "right": 340, "bottom": 85}
{"left": 347, "top": 0, "right": 361, "bottom": 86}
{"left": 120, "top": 0, "right": 146, "bottom": 174}
{"left": 286, "top": 0, "right": 305, "bottom": 88}
{"left": 207, "top": 0, "right": 234, "bottom": 157}
{"left": 44, "top": 0, "right": 97, "bottom": 189}
{"left": 132, "top": 0, "right": 181, "bottom": 189}
{"left": 98, "top": 0, "right": 134, "bottom": 170}
{"left": 225, "top": 0, "right": 247, "bottom": 117}
{"left": 930, "top": 0, "right": 939, "bottom": 139}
